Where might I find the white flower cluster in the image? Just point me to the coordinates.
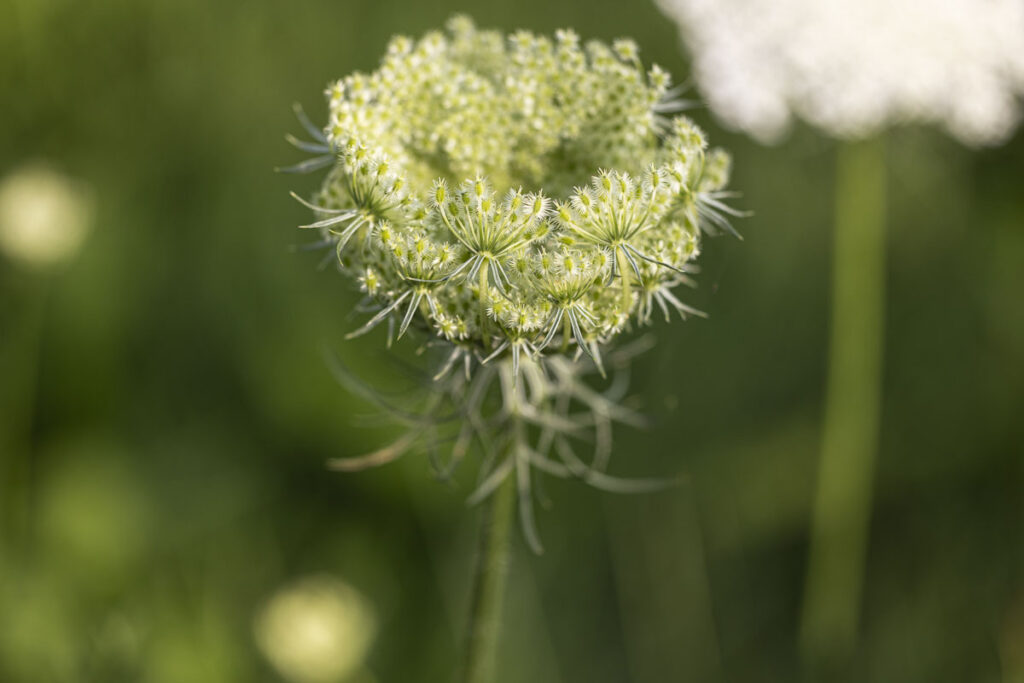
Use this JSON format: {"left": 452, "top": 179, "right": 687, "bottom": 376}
{"left": 657, "top": 0, "right": 1024, "bottom": 145}
{"left": 289, "top": 16, "right": 738, "bottom": 377}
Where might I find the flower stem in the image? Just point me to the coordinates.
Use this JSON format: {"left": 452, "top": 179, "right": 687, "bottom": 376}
{"left": 617, "top": 247, "right": 633, "bottom": 311}
{"left": 478, "top": 259, "right": 491, "bottom": 348}
{"left": 560, "top": 312, "right": 572, "bottom": 353}
{"left": 800, "top": 137, "right": 887, "bottom": 665}
{"left": 1, "top": 278, "right": 48, "bottom": 554}
{"left": 459, "top": 474, "right": 515, "bottom": 683}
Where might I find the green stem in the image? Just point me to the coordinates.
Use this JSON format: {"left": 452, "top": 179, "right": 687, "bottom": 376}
{"left": 459, "top": 475, "right": 515, "bottom": 683}
{"left": 617, "top": 247, "right": 632, "bottom": 311}
{"left": 1, "top": 278, "right": 48, "bottom": 553}
{"left": 560, "top": 311, "right": 572, "bottom": 353}
{"left": 418, "top": 291, "right": 432, "bottom": 320}
{"left": 478, "top": 259, "right": 490, "bottom": 348}
{"left": 800, "top": 137, "right": 887, "bottom": 664}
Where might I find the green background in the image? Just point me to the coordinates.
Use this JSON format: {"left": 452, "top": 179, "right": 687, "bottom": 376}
{"left": 1, "top": 0, "right": 1021, "bottom": 681}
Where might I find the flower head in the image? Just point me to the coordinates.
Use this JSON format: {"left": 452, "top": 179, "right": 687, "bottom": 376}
{"left": 657, "top": 0, "right": 1024, "bottom": 145}
{"left": 286, "top": 16, "right": 740, "bottom": 551}
{"left": 289, "top": 17, "right": 737, "bottom": 361}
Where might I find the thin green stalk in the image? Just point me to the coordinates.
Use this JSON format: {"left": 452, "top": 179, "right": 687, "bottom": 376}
{"left": 478, "top": 259, "right": 491, "bottom": 348}
{"left": 1, "top": 279, "right": 49, "bottom": 557}
{"left": 617, "top": 247, "right": 633, "bottom": 311}
{"left": 801, "top": 137, "right": 887, "bottom": 664}
{"left": 459, "top": 474, "right": 515, "bottom": 683}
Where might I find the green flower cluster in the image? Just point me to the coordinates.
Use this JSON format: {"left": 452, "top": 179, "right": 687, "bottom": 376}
{"left": 289, "top": 16, "right": 739, "bottom": 379}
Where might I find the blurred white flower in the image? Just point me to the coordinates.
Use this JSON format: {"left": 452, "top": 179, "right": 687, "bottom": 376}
{"left": 254, "top": 575, "right": 377, "bottom": 683}
{"left": 656, "top": 0, "right": 1024, "bottom": 145}
{"left": 0, "top": 163, "right": 94, "bottom": 268}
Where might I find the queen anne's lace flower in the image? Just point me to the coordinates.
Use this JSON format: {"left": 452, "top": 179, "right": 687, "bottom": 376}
{"left": 285, "top": 17, "right": 740, "bottom": 551}
{"left": 657, "top": 0, "right": 1024, "bottom": 145}
{"left": 290, "top": 16, "right": 736, "bottom": 362}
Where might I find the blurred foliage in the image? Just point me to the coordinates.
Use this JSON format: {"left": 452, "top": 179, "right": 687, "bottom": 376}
{"left": 0, "top": 0, "right": 1021, "bottom": 682}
